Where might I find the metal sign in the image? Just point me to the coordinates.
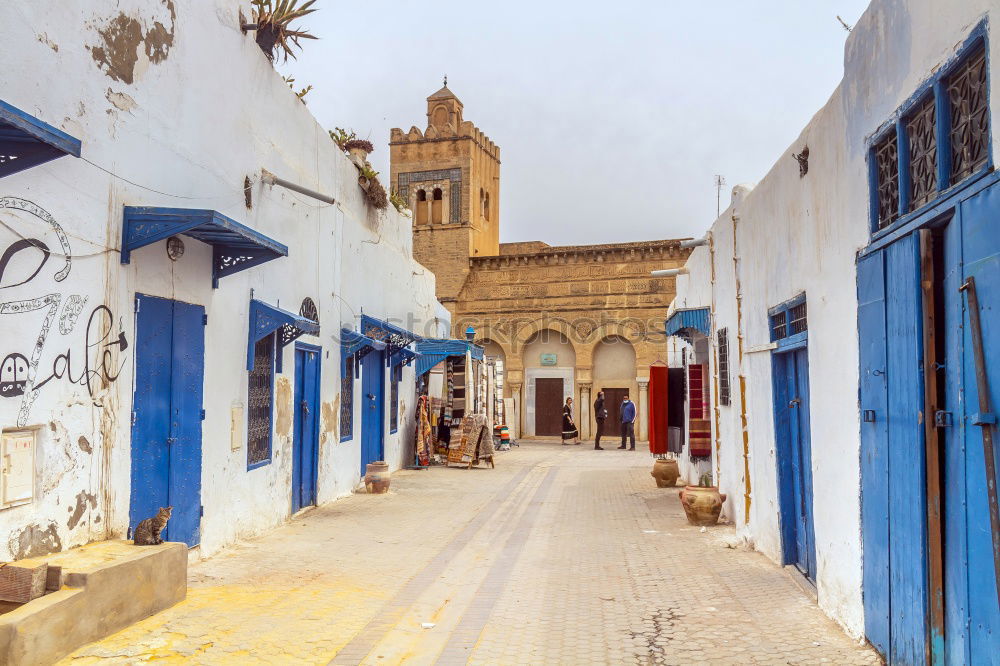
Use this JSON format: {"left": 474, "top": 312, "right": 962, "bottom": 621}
{"left": 540, "top": 353, "right": 557, "bottom": 366}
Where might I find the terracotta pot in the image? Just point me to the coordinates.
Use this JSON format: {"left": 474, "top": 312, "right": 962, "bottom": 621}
{"left": 364, "top": 461, "right": 390, "bottom": 494}
{"left": 678, "top": 485, "right": 727, "bottom": 526}
{"left": 651, "top": 458, "right": 679, "bottom": 488}
{"left": 348, "top": 146, "right": 370, "bottom": 162}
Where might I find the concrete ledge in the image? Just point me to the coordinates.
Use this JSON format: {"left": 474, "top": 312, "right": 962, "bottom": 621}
{"left": 0, "top": 540, "right": 187, "bottom": 666}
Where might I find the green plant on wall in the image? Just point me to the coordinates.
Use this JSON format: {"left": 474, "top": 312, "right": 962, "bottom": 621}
{"left": 329, "top": 127, "right": 357, "bottom": 151}
{"left": 389, "top": 189, "right": 407, "bottom": 212}
{"left": 281, "top": 75, "right": 312, "bottom": 103}
{"left": 699, "top": 471, "right": 713, "bottom": 488}
{"left": 250, "top": 0, "right": 318, "bottom": 63}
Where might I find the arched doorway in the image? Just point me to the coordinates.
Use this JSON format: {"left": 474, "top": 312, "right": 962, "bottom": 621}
{"left": 522, "top": 329, "right": 576, "bottom": 436}
{"left": 593, "top": 335, "right": 637, "bottom": 428}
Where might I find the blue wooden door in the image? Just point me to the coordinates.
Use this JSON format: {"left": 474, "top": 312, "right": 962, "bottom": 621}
{"left": 360, "top": 350, "right": 385, "bottom": 476}
{"left": 292, "top": 344, "right": 320, "bottom": 513}
{"left": 773, "top": 347, "right": 816, "bottom": 581}
{"left": 944, "top": 184, "right": 1000, "bottom": 663}
{"left": 129, "top": 294, "right": 205, "bottom": 547}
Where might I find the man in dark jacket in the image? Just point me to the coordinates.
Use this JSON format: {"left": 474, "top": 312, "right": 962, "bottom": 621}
{"left": 593, "top": 391, "right": 607, "bottom": 450}
{"left": 618, "top": 394, "right": 637, "bottom": 450}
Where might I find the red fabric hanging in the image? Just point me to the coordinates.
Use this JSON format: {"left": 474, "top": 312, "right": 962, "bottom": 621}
{"left": 688, "top": 363, "right": 712, "bottom": 457}
{"left": 648, "top": 366, "right": 669, "bottom": 454}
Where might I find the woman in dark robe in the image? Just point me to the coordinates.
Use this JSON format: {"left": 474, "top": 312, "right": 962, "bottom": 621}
{"left": 562, "top": 397, "right": 580, "bottom": 445}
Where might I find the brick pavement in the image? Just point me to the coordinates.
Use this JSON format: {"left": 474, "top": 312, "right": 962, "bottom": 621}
{"left": 61, "top": 442, "right": 880, "bottom": 665}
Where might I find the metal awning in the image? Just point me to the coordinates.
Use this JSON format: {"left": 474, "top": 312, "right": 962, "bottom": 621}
{"left": 247, "top": 299, "right": 319, "bottom": 372}
{"left": 414, "top": 338, "right": 485, "bottom": 376}
{"left": 665, "top": 307, "right": 711, "bottom": 342}
{"left": 121, "top": 207, "right": 288, "bottom": 288}
{"left": 0, "top": 100, "right": 81, "bottom": 178}
{"left": 341, "top": 328, "right": 386, "bottom": 359}
{"left": 390, "top": 346, "right": 419, "bottom": 368}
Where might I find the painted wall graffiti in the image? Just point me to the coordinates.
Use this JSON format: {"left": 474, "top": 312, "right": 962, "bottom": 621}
{"left": 0, "top": 197, "right": 127, "bottom": 426}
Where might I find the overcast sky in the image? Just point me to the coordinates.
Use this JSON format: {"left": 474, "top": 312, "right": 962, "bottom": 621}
{"left": 282, "top": 1, "right": 872, "bottom": 245}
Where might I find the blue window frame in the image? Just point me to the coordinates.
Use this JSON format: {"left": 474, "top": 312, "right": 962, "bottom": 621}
{"left": 868, "top": 24, "right": 991, "bottom": 237}
{"left": 769, "top": 293, "right": 808, "bottom": 350}
{"left": 340, "top": 355, "right": 354, "bottom": 442}
{"left": 247, "top": 333, "right": 275, "bottom": 468}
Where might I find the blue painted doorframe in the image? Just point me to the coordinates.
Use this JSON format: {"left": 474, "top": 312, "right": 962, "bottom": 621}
{"left": 859, "top": 180, "right": 1000, "bottom": 664}
{"left": 360, "top": 350, "right": 385, "bottom": 476}
{"left": 292, "top": 343, "right": 321, "bottom": 513}
{"left": 772, "top": 345, "right": 816, "bottom": 582}
{"left": 129, "top": 294, "right": 205, "bottom": 548}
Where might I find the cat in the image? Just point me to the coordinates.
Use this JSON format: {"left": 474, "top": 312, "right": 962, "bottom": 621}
{"left": 132, "top": 506, "right": 172, "bottom": 546}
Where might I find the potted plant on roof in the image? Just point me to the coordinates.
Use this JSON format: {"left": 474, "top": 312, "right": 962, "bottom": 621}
{"left": 344, "top": 138, "right": 374, "bottom": 163}
{"left": 249, "top": 0, "right": 318, "bottom": 63}
{"left": 358, "top": 165, "right": 388, "bottom": 210}
{"left": 678, "top": 472, "right": 726, "bottom": 526}
{"left": 329, "top": 127, "right": 357, "bottom": 152}
{"left": 390, "top": 190, "right": 412, "bottom": 217}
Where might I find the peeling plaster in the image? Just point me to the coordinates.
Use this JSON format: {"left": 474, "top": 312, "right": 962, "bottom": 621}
{"left": 106, "top": 88, "right": 138, "bottom": 112}
{"left": 275, "top": 376, "right": 292, "bottom": 437}
{"left": 321, "top": 399, "right": 337, "bottom": 445}
{"left": 67, "top": 491, "right": 97, "bottom": 530}
{"left": 88, "top": 0, "right": 176, "bottom": 85}
{"left": 36, "top": 32, "right": 58, "bottom": 52}
{"left": 78, "top": 435, "right": 92, "bottom": 454}
{"left": 10, "top": 523, "right": 62, "bottom": 559}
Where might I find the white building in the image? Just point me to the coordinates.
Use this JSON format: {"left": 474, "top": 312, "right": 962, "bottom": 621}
{"left": 0, "top": 0, "right": 440, "bottom": 561}
{"left": 666, "top": 0, "right": 1000, "bottom": 662}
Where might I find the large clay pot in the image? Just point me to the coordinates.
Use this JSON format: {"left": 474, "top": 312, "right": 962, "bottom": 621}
{"left": 364, "top": 461, "right": 390, "bottom": 494}
{"left": 651, "top": 458, "right": 679, "bottom": 488}
{"left": 678, "top": 485, "right": 727, "bottom": 526}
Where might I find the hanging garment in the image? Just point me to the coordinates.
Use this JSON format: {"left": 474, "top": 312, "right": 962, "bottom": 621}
{"left": 688, "top": 363, "right": 712, "bottom": 458}
{"left": 415, "top": 395, "right": 432, "bottom": 467}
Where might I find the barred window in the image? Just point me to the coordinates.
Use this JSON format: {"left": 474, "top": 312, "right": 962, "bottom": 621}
{"left": 770, "top": 311, "right": 787, "bottom": 342}
{"left": 948, "top": 45, "right": 989, "bottom": 184}
{"left": 340, "top": 356, "right": 354, "bottom": 440}
{"left": 389, "top": 365, "right": 400, "bottom": 433}
{"left": 906, "top": 96, "right": 937, "bottom": 210}
{"left": 874, "top": 131, "right": 900, "bottom": 228}
{"left": 770, "top": 297, "right": 807, "bottom": 343}
{"left": 789, "top": 302, "right": 808, "bottom": 335}
{"left": 717, "top": 328, "right": 731, "bottom": 407}
{"left": 247, "top": 334, "right": 275, "bottom": 467}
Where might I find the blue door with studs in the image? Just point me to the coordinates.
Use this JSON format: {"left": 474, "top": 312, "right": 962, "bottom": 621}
{"left": 129, "top": 294, "right": 205, "bottom": 547}
{"left": 292, "top": 343, "right": 320, "bottom": 513}
{"left": 360, "top": 350, "right": 385, "bottom": 476}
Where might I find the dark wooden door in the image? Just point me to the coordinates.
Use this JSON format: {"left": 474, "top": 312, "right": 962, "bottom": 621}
{"left": 602, "top": 388, "right": 629, "bottom": 428}
{"left": 534, "top": 378, "right": 564, "bottom": 436}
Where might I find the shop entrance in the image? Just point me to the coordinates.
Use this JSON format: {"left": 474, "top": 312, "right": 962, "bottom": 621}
{"left": 534, "top": 377, "right": 563, "bottom": 436}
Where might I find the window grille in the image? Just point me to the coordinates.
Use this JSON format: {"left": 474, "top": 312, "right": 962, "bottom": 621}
{"left": 389, "top": 365, "right": 400, "bottom": 433}
{"left": 789, "top": 302, "right": 808, "bottom": 335}
{"left": 874, "top": 131, "right": 900, "bottom": 228}
{"left": 770, "top": 311, "right": 787, "bottom": 342}
{"left": 299, "top": 297, "right": 318, "bottom": 324}
{"left": 948, "top": 45, "right": 989, "bottom": 184}
{"left": 247, "top": 334, "right": 274, "bottom": 466}
{"left": 717, "top": 328, "right": 730, "bottom": 406}
{"left": 907, "top": 96, "right": 937, "bottom": 210}
{"left": 340, "top": 355, "right": 354, "bottom": 440}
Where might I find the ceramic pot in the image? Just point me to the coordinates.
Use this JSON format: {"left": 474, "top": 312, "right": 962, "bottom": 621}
{"left": 651, "top": 458, "right": 680, "bottom": 488}
{"left": 678, "top": 485, "right": 727, "bottom": 526}
{"left": 364, "top": 461, "right": 390, "bottom": 494}
{"left": 348, "top": 146, "right": 370, "bottom": 162}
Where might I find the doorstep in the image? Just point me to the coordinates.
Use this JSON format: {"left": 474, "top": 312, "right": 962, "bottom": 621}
{"left": 0, "top": 540, "right": 186, "bottom": 666}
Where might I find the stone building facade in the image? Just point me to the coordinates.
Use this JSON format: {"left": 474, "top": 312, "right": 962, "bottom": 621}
{"left": 391, "top": 86, "right": 690, "bottom": 440}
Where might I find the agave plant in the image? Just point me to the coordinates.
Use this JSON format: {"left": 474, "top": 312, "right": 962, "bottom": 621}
{"left": 389, "top": 189, "right": 407, "bottom": 212}
{"left": 329, "top": 127, "right": 357, "bottom": 151}
{"left": 251, "top": 0, "right": 318, "bottom": 63}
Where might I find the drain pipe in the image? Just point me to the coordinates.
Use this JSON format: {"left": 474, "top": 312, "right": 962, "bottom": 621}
{"left": 651, "top": 267, "right": 689, "bottom": 278}
{"left": 261, "top": 169, "right": 338, "bottom": 205}
{"left": 680, "top": 236, "right": 708, "bottom": 249}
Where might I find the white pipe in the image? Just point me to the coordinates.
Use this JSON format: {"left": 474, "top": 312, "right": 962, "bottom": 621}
{"left": 261, "top": 168, "right": 338, "bottom": 205}
{"left": 680, "top": 236, "right": 708, "bottom": 249}
{"left": 651, "top": 267, "right": 689, "bottom": 278}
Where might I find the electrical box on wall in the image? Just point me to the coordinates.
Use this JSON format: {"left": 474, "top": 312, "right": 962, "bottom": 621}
{"left": 2, "top": 431, "right": 34, "bottom": 508}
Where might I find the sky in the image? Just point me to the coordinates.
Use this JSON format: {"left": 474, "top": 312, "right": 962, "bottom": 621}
{"left": 281, "top": 1, "right": 873, "bottom": 245}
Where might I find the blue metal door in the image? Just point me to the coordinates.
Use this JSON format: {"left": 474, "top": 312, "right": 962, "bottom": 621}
{"left": 292, "top": 344, "right": 320, "bottom": 513}
{"left": 360, "top": 350, "right": 385, "bottom": 476}
{"left": 773, "top": 347, "right": 816, "bottom": 581}
{"left": 129, "top": 294, "right": 205, "bottom": 547}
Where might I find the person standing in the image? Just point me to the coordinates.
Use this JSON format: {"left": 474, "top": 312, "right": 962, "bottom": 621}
{"left": 618, "top": 394, "right": 636, "bottom": 450}
{"left": 561, "top": 396, "right": 580, "bottom": 445}
{"left": 593, "top": 391, "right": 607, "bottom": 450}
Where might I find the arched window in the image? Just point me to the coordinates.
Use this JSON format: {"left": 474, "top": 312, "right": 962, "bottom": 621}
{"left": 415, "top": 189, "right": 428, "bottom": 225}
{"left": 299, "top": 297, "right": 318, "bottom": 323}
{"left": 432, "top": 187, "right": 443, "bottom": 224}
{"left": 484, "top": 191, "right": 490, "bottom": 222}
{"left": 479, "top": 188, "right": 485, "bottom": 218}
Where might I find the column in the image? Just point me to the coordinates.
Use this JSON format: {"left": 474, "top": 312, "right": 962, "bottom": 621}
{"left": 508, "top": 382, "right": 523, "bottom": 440}
{"left": 638, "top": 380, "right": 649, "bottom": 443}
{"left": 579, "top": 383, "right": 592, "bottom": 440}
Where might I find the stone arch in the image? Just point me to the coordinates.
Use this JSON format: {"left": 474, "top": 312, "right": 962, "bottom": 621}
{"left": 432, "top": 187, "right": 443, "bottom": 224}
{"left": 593, "top": 335, "right": 637, "bottom": 383}
{"left": 415, "top": 189, "right": 428, "bottom": 225}
{"left": 521, "top": 328, "right": 576, "bottom": 369}
{"left": 513, "top": 317, "right": 581, "bottom": 357}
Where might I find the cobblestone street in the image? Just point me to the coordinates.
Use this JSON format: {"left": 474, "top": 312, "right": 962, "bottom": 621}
{"left": 63, "top": 442, "right": 879, "bottom": 665}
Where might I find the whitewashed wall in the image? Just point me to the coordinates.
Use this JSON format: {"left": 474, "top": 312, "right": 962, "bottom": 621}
{"left": 668, "top": 0, "right": 1000, "bottom": 638}
{"left": 0, "top": 0, "right": 439, "bottom": 560}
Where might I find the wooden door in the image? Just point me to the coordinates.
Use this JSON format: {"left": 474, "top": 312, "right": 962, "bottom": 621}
{"left": 534, "top": 378, "right": 563, "bottom": 436}
{"left": 602, "top": 388, "right": 629, "bottom": 428}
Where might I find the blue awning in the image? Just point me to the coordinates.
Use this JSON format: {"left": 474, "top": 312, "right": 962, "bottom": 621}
{"left": 414, "top": 338, "right": 484, "bottom": 376}
{"left": 341, "top": 328, "right": 386, "bottom": 359}
{"left": 121, "top": 207, "right": 288, "bottom": 288}
{"left": 0, "top": 100, "right": 81, "bottom": 178}
{"left": 360, "top": 314, "right": 420, "bottom": 348}
{"left": 665, "top": 307, "right": 711, "bottom": 342}
{"left": 247, "top": 299, "right": 319, "bottom": 372}
{"left": 390, "top": 346, "right": 419, "bottom": 368}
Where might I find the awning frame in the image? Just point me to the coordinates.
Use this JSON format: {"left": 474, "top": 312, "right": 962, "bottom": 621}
{"left": 247, "top": 299, "right": 319, "bottom": 372}
{"left": 0, "top": 99, "right": 81, "bottom": 178}
{"left": 121, "top": 207, "right": 288, "bottom": 288}
{"left": 414, "top": 337, "right": 485, "bottom": 376}
{"left": 664, "top": 307, "right": 712, "bottom": 343}
{"left": 360, "top": 314, "right": 419, "bottom": 366}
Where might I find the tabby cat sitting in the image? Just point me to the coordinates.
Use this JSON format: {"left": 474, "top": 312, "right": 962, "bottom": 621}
{"left": 133, "top": 506, "right": 172, "bottom": 546}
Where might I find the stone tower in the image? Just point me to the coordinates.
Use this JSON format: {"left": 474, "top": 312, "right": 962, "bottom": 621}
{"left": 389, "top": 84, "right": 501, "bottom": 311}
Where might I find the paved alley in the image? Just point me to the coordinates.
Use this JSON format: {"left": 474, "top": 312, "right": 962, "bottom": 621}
{"left": 62, "top": 443, "right": 879, "bottom": 665}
